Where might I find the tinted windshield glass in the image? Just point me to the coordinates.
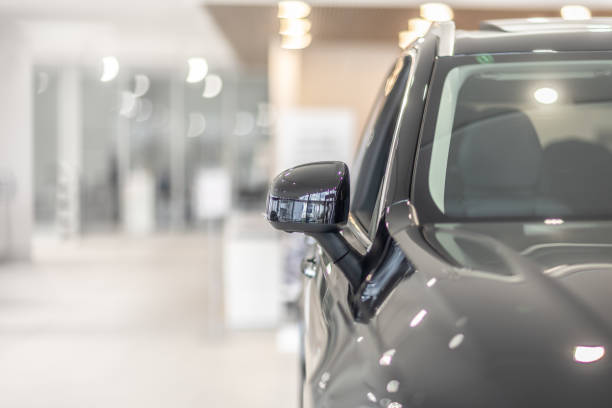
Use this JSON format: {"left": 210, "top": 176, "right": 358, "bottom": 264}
{"left": 416, "top": 55, "right": 612, "bottom": 222}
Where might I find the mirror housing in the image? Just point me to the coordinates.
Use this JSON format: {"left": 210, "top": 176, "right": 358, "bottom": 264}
{"left": 266, "top": 161, "right": 349, "bottom": 233}
{"left": 266, "top": 161, "right": 363, "bottom": 289}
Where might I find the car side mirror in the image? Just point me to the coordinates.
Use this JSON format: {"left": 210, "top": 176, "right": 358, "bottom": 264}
{"left": 266, "top": 161, "right": 349, "bottom": 233}
{"left": 266, "top": 161, "right": 362, "bottom": 289}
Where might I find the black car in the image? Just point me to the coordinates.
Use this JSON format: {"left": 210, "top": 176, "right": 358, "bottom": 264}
{"left": 267, "top": 18, "right": 612, "bottom": 408}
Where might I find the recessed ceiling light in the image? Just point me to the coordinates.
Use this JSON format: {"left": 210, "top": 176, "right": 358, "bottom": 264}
{"left": 398, "top": 30, "right": 419, "bottom": 49}
{"left": 281, "top": 33, "right": 312, "bottom": 50}
{"left": 408, "top": 18, "right": 432, "bottom": 36}
{"left": 100, "top": 56, "right": 119, "bottom": 82}
{"left": 202, "top": 74, "right": 223, "bottom": 99}
{"left": 561, "top": 5, "right": 592, "bottom": 21}
{"left": 186, "top": 58, "right": 208, "bottom": 84}
{"left": 279, "top": 18, "right": 312, "bottom": 36}
{"left": 278, "top": 1, "right": 311, "bottom": 19}
{"left": 420, "top": 3, "right": 454, "bottom": 23}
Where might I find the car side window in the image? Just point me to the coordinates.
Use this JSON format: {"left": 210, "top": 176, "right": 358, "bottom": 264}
{"left": 351, "top": 56, "right": 411, "bottom": 235}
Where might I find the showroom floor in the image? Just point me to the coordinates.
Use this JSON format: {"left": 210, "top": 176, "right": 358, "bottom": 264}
{"left": 0, "top": 234, "right": 298, "bottom": 408}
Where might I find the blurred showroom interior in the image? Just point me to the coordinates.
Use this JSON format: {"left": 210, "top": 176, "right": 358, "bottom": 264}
{"left": 0, "top": 0, "right": 611, "bottom": 406}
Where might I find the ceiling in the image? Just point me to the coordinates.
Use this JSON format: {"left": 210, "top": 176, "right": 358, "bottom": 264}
{"left": 1, "top": 0, "right": 611, "bottom": 69}
{"left": 206, "top": 4, "right": 612, "bottom": 68}
{"left": 0, "top": 0, "right": 237, "bottom": 68}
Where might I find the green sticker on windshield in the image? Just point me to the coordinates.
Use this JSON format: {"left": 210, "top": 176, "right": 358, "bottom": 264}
{"left": 476, "top": 54, "right": 495, "bottom": 64}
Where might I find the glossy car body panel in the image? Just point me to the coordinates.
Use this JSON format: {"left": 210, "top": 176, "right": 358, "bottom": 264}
{"left": 304, "top": 203, "right": 612, "bottom": 407}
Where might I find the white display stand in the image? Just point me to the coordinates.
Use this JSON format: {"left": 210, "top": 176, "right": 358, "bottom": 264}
{"left": 193, "top": 167, "right": 232, "bottom": 221}
{"left": 123, "top": 168, "right": 155, "bottom": 235}
{"left": 223, "top": 212, "right": 283, "bottom": 329}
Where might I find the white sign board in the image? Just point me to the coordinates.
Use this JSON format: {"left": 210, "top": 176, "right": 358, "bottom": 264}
{"left": 275, "top": 108, "right": 355, "bottom": 173}
{"left": 193, "top": 168, "right": 232, "bottom": 220}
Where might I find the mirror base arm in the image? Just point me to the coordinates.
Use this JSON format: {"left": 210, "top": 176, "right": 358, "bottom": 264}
{"left": 308, "top": 232, "right": 363, "bottom": 289}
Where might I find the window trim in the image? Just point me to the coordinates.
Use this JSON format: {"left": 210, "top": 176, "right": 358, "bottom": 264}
{"left": 346, "top": 213, "right": 372, "bottom": 251}
{"left": 371, "top": 48, "right": 420, "bottom": 239}
{"left": 349, "top": 53, "right": 417, "bottom": 246}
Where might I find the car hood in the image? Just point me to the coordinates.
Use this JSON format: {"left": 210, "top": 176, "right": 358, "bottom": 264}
{"left": 422, "top": 221, "right": 612, "bottom": 336}
{"left": 425, "top": 220, "right": 612, "bottom": 272}
{"left": 343, "top": 216, "right": 612, "bottom": 407}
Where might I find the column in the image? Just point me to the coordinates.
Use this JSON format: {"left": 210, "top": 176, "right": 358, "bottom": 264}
{"left": 56, "top": 66, "right": 82, "bottom": 238}
{"left": 0, "top": 21, "right": 32, "bottom": 260}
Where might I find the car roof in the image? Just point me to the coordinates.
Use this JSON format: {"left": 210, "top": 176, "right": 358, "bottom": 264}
{"left": 450, "top": 18, "right": 612, "bottom": 56}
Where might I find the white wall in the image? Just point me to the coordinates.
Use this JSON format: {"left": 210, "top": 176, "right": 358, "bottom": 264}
{"left": 299, "top": 41, "right": 399, "bottom": 141}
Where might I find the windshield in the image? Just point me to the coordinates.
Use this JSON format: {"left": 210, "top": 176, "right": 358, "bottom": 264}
{"left": 415, "top": 53, "right": 612, "bottom": 222}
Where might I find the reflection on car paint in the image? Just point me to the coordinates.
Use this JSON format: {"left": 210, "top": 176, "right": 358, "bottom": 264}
{"left": 379, "top": 349, "right": 396, "bottom": 366}
{"left": 318, "top": 372, "right": 331, "bottom": 390}
{"left": 325, "top": 263, "right": 332, "bottom": 276}
{"left": 409, "top": 309, "right": 427, "bottom": 327}
{"left": 574, "top": 346, "right": 605, "bottom": 363}
{"left": 386, "top": 380, "right": 400, "bottom": 393}
{"left": 448, "top": 333, "right": 465, "bottom": 349}
{"left": 367, "top": 391, "right": 377, "bottom": 403}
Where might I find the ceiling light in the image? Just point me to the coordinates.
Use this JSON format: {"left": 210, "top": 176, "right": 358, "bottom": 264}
{"left": 281, "top": 33, "right": 312, "bottom": 50}
{"left": 398, "top": 30, "right": 419, "bottom": 49}
{"left": 133, "top": 74, "right": 150, "bottom": 97}
{"left": 561, "top": 5, "right": 592, "bottom": 20}
{"left": 187, "top": 113, "right": 206, "bottom": 138}
{"left": 278, "top": 1, "right": 311, "bottom": 19}
{"left": 534, "top": 87, "right": 559, "bottom": 104}
{"left": 574, "top": 346, "right": 605, "bottom": 363}
{"left": 409, "top": 18, "right": 432, "bottom": 36}
{"left": 119, "top": 92, "right": 138, "bottom": 118}
{"left": 279, "top": 18, "right": 312, "bottom": 36}
{"left": 186, "top": 58, "right": 208, "bottom": 84}
{"left": 100, "top": 56, "right": 119, "bottom": 82}
{"left": 202, "top": 74, "right": 223, "bottom": 99}
{"left": 234, "top": 111, "right": 256, "bottom": 136}
{"left": 420, "top": 3, "right": 454, "bottom": 23}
